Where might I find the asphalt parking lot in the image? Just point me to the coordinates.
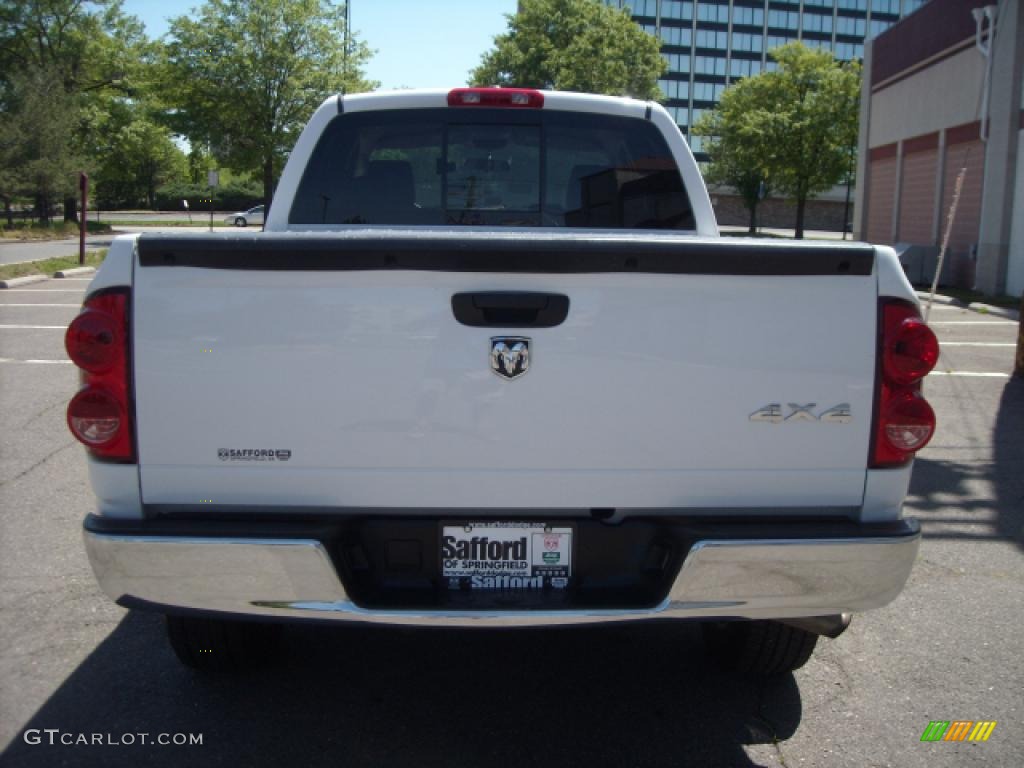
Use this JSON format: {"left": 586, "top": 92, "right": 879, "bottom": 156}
{"left": 0, "top": 278, "right": 1020, "bottom": 767}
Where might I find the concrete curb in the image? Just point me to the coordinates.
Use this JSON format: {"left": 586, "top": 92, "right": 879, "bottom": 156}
{"left": 0, "top": 274, "right": 49, "bottom": 289}
{"left": 915, "top": 291, "right": 963, "bottom": 306}
{"left": 53, "top": 267, "right": 96, "bottom": 278}
{"left": 966, "top": 302, "right": 1020, "bottom": 321}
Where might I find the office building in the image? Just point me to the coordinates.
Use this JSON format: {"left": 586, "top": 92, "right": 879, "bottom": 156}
{"left": 605, "top": 1, "right": 928, "bottom": 155}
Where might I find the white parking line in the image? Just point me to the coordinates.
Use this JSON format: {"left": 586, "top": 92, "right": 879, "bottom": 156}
{"left": 0, "top": 303, "right": 81, "bottom": 307}
{"left": 930, "top": 321, "right": 1017, "bottom": 326}
{"left": 929, "top": 371, "right": 1011, "bottom": 378}
{"left": 0, "top": 324, "right": 67, "bottom": 329}
{"left": 940, "top": 342, "right": 1017, "bottom": 347}
{"left": 0, "top": 358, "right": 72, "bottom": 365}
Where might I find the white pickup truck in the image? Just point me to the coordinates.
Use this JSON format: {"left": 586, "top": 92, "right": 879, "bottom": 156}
{"left": 69, "top": 88, "right": 938, "bottom": 675}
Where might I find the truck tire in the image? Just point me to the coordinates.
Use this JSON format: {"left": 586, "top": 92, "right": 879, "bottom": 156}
{"left": 165, "top": 615, "right": 282, "bottom": 672}
{"left": 702, "top": 620, "right": 818, "bottom": 677}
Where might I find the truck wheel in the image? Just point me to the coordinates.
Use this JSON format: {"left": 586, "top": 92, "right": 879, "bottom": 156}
{"left": 234, "top": 217, "right": 246, "bottom": 227}
{"left": 702, "top": 620, "right": 818, "bottom": 677}
{"left": 165, "top": 615, "right": 282, "bottom": 672}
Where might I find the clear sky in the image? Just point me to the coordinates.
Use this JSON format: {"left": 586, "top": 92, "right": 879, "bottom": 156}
{"left": 120, "top": 0, "right": 518, "bottom": 89}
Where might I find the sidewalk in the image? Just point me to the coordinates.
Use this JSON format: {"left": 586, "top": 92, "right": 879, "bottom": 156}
{"left": 0, "top": 226, "right": 229, "bottom": 265}
{"left": 719, "top": 225, "right": 850, "bottom": 241}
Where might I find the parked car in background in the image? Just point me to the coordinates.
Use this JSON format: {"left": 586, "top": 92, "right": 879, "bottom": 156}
{"left": 225, "top": 205, "right": 264, "bottom": 227}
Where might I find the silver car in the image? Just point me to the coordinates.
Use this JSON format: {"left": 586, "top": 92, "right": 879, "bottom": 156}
{"left": 225, "top": 205, "right": 264, "bottom": 227}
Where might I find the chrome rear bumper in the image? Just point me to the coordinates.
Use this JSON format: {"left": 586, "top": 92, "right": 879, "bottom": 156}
{"left": 83, "top": 516, "right": 920, "bottom": 626}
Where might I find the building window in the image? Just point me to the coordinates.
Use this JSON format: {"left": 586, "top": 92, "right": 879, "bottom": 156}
{"left": 731, "top": 32, "right": 764, "bottom": 53}
{"left": 834, "top": 41, "right": 864, "bottom": 60}
{"left": 693, "top": 81, "right": 715, "bottom": 101}
{"left": 622, "top": 0, "right": 658, "bottom": 17}
{"left": 838, "top": 0, "right": 868, "bottom": 10}
{"left": 659, "top": 51, "right": 692, "bottom": 73}
{"left": 768, "top": 10, "right": 800, "bottom": 30}
{"left": 731, "top": 5, "right": 765, "bottom": 27}
{"left": 871, "top": 0, "right": 899, "bottom": 14}
{"left": 660, "top": 24, "right": 693, "bottom": 47}
{"left": 696, "top": 29, "right": 728, "bottom": 50}
{"left": 663, "top": 52, "right": 692, "bottom": 73}
{"left": 766, "top": 34, "right": 795, "bottom": 53}
{"left": 836, "top": 16, "right": 867, "bottom": 36}
{"left": 658, "top": 79, "right": 690, "bottom": 100}
{"left": 803, "top": 12, "right": 833, "bottom": 34}
{"left": 870, "top": 19, "right": 892, "bottom": 38}
{"left": 696, "top": 2, "right": 729, "bottom": 24}
{"left": 803, "top": 38, "right": 833, "bottom": 51}
{"left": 694, "top": 56, "right": 727, "bottom": 76}
{"left": 729, "top": 57, "right": 762, "bottom": 78}
{"left": 661, "top": 0, "right": 694, "bottom": 21}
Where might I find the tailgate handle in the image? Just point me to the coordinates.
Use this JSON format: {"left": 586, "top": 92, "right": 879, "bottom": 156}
{"left": 451, "top": 292, "right": 570, "bottom": 328}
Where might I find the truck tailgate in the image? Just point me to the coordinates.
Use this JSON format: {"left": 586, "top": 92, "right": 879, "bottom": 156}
{"left": 132, "top": 232, "right": 877, "bottom": 512}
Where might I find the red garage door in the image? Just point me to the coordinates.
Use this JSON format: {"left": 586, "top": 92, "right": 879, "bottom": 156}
{"left": 867, "top": 150, "right": 897, "bottom": 245}
{"left": 941, "top": 139, "right": 985, "bottom": 254}
{"left": 898, "top": 143, "right": 938, "bottom": 245}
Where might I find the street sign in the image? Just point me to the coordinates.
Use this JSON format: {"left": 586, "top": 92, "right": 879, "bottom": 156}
{"left": 207, "top": 170, "right": 220, "bottom": 188}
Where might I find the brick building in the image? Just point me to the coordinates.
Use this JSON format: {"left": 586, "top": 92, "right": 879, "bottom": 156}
{"left": 853, "top": 0, "right": 1023, "bottom": 296}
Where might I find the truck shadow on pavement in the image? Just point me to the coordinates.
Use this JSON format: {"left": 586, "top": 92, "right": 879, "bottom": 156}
{"left": 2, "top": 612, "right": 801, "bottom": 767}
{"left": 909, "top": 377, "right": 1023, "bottom": 550}
{"left": 994, "top": 376, "right": 1024, "bottom": 550}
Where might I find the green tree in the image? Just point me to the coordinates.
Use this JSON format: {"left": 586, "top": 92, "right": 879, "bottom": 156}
{"left": 94, "top": 115, "right": 188, "bottom": 208}
{"left": 694, "top": 43, "right": 860, "bottom": 239}
{"left": 702, "top": 145, "right": 769, "bottom": 235}
{"left": 187, "top": 146, "right": 216, "bottom": 186}
{"left": 470, "top": 0, "right": 665, "bottom": 99}
{"left": 0, "top": 0, "right": 150, "bottom": 220}
{"left": 160, "top": 0, "right": 376, "bottom": 209}
{"left": 0, "top": 64, "right": 85, "bottom": 224}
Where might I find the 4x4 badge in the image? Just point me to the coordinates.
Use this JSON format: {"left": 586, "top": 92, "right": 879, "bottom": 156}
{"left": 749, "top": 403, "right": 852, "bottom": 423}
{"left": 490, "top": 337, "right": 530, "bottom": 380}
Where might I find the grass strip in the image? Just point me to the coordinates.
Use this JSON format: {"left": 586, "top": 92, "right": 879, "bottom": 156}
{"left": 0, "top": 221, "right": 112, "bottom": 241}
{"left": 0, "top": 250, "right": 107, "bottom": 281}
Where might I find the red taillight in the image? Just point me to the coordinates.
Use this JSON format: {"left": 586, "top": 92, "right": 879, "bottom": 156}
{"left": 66, "top": 289, "right": 135, "bottom": 462}
{"left": 65, "top": 309, "right": 120, "bottom": 373}
{"left": 883, "top": 316, "right": 939, "bottom": 385}
{"left": 882, "top": 391, "right": 936, "bottom": 451}
{"left": 67, "top": 388, "right": 124, "bottom": 445}
{"left": 447, "top": 88, "right": 544, "bottom": 108}
{"left": 871, "top": 300, "right": 938, "bottom": 468}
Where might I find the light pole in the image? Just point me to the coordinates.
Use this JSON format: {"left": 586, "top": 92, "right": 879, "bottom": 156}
{"left": 842, "top": 149, "right": 854, "bottom": 241}
{"left": 79, "top": 173, "right": 88, "bottom": 266}
{"left": 343, "top": 1, "right": 351, "bottom": 86}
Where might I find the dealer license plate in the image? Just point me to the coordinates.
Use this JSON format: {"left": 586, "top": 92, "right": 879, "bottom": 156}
{"left": 441, "top": 522, "right": 572, "bottom": 590}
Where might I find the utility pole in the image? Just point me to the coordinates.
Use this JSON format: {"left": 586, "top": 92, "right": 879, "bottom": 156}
{"left": 343, "top": 1, "right": 351, "bottom": 86}
{"left": 842, "top": 172, "right": 852, "bottom": 240}
{"left": 207, "top": 170, "right": 219, "bottom": 232}
{"left": 79, "top": 173, "right": 88, "bottom": 266}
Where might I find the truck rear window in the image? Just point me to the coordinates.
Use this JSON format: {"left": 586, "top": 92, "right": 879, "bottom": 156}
{"left": 289, "top": 108, "right": 695, "bottom": 229}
